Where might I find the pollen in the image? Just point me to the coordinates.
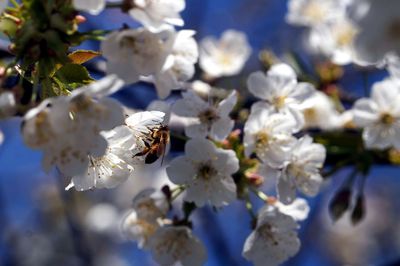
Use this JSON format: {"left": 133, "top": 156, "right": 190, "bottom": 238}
{"left": 197, "top": 163, "right": 217, "bottom": 180}
{"left": 303, "top": 2, "right": 325, "bottom": 23}
{"left": 303, "top": 107, "right": 317, "bottom": 123}
{"left": 273, "top": 96, "right": 287, "bottom": 109}
{"left": 335, "top": 24, "right": 356, "bottom": 47}
{"left": 380, "top": 112, "right": 395, "bottom": 125}
{"left": 198, "top": 108, "right": 219, "bottom": 125}
{"left": 255, "top": 132, "right": 270, "bottom": 148}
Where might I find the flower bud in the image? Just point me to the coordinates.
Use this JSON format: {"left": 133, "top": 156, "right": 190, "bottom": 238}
{"left": 0, "top": 17, "right": 19, "bottom": 38}
{"left": 351, "top": 194, "right": 365, "bottom": 225}
{"left": 329, "top": 187, "right": 352, "bottom": 221}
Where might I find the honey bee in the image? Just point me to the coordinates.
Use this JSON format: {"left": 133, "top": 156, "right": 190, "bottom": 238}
{"left": 134, "top": 125, "right": 170, "bottom": 164}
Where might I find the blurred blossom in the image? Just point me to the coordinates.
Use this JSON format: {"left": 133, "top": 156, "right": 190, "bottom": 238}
{"left": 93, "top": 254, "right": 130, "bottom": 266}
{"left": 319, "top": 193, "right": 395, "bottom": 265}
{"left": 129, "top": 0, "right": 186, "bottom": 31}
{"left": 199, "top": 29, "right": 251, "bottom": 78}
{"left": 148, "top": 226, "right": 207, "bottom": 266}
{"left": 352, "top": 77, "right": 400, "bottom": 149}
{"left": 121, "top": 209, "right": 161, "bottom": 249}
{"left": 121, "top": 188, "right": 169, "bottom": 248}
{"left": 274, "top": 198, "right": 310, "bottom": 222}
{"left": 167, "top": 138, "right": 239, "bottom": 207}
{"left": 85, "top": 203, "right": 120, "bottom": 235}
{"left": 147, "top": 100, "right": 172, "bottom": 123}
{"left": 190, "top": 80, "right": 212, "bottom": 99}
{"left": 131, "top": 188, "right": 169, "bottom": 221}
{"left": 242, "top": 204, "right": 301, "bottom": 266}
{"left": 73, "top": 0, "right": 105, "bottom": 15}
{"left": 351, "top": 0, "right": 400, "bottom": 65}
{"left": 0, "top": 91, "right": 16, "bottom": 118}
{"left": 286, "top": 0, "right": 349, "bottom": 27}
{"left": 287, "top": 0, "right": 359, "bottom": 65}
{"left": 386, "top": 54, "right": 400, "bottom": 79}
{"left": 308, "top": 17, "right": 358, "bottom": 65}
{"left": 300, "top": 91, "right": 342, "bottom": 130}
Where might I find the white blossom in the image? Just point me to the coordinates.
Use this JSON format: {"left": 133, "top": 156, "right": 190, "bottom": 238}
{"left": 300, "top": 91, "right": 342, "bottom": 130}
{"left": 73, "top": 0, "right": 105, "bottom": 15}
{"left": 274, "top": 198, "right": 310, "bottom": 222}
{"left": 308, "top": 17, "right": 358, "bottom": 65}
{"left": 121, "top": 209, "right": 160, "bottom": 249}
{"left": 248, "top": 63, "right": 315, "bottom": 130}
{"left": 0, "top": 129, "right": 3, "bottom": 146}
{"left": 286, "top": 0, "right": 349, "bottom": 27}
{"left": 129, "top": 0, "right": 185, "bottom": 32}
{"left": 242, "top": 204, "right": 300, "bottom": 266}
{"left": 386, "top": 54, "right": 400, "bottom": 79}
{"left": 351, "top": 0, "right": 400, "bottom": 65}
{"left": 131, "top": 188, "right": 169, "bottom": 222}
{"left": 22, "top": 75, "right": 125, "bottom": 176}
{"left": 352, "top": 78, "right": 400, "bottom": 149}
{"left": 190, "top": 80, "right": 212, "bottom": 99}
{"left": 85, "top": 203, "right": 120, "bottom": 235}
{"left": 101, "top": 28, "right": 173, "bottom": 84}
{"left": 276, "top": 135, "right": 326, "bottom": 204}
{"left": 122, "top": 188, "right": 169, "bottom": 248}
{"left": 0, "top": 91, "right": 16, "bottom": 119}
{"left": 153, "top": 30, "right": 198, "bottom": 99}
{"left": 173, "top": 90, "right": 237, "bottom": 141}
{"left": 166, "top": 138, "right": 239, "bottom": 207}
{"left": 244, "top": 108, "right": 296, "bottom": 168}
{"left": 148, "top": 226, "right": 207, "bottom": 266}
{"left": 0, "top": 1, "right": 7, "bottom": 13}
{"left": 199, "top": 29, "right": 251, "bottom": 78}
{"left": 147, "top": 100, "right": 172, "bottom": 123}
{"left": 66, "top": 126, "right": 136, "bottom": 191}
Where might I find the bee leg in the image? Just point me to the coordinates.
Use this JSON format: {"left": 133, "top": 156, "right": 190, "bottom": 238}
{"left": 133, "top": 141, "right": 151, "bottom": 158}
{"left": 145, "top": 152, "right": 159, "bottom": 164}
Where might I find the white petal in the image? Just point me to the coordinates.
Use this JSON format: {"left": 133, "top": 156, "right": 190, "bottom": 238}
{"left": 247, "top": 71, "right": 270, "bottom": 100}
{"left": 166, "top": 157, "right": 196, "bottom": 184}
{"left": 277, "top": 172, "right": 297, "bottom": 204}
{"left": 210, "top": 117, "right": 234, "bottom": 141}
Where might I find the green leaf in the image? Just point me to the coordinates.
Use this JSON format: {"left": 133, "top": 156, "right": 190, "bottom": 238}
{"left": 54, "top": 63, "right": 93, "bottom": 89}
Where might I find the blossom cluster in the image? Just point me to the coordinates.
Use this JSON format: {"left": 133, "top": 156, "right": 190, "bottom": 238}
{"left": 0, "top": 0, "right": 399, "bottom": 265}
{"left": 287, "top": 0, "right": 400, "bottom": 66}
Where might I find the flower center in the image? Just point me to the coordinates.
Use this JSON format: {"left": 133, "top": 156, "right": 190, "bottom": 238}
{"left": 197, "top": 163, "right": 217, "bottom": 180}
{"left": 258, "top": 223, "right": 279, "bottom": 246}
{"left": 380, "top": 113, "right": 395, "bottom": 125}
{"left": 335, "top": 24, "right": 356, "bottom": 47}
{"left": 303, "top": 107, "right": 317, "bottom": 123}
{"left": 303, "top": 2, "right": 325, "bottom": 23}
{"left": 273, "top": 96, "right": 286, "bottom": 109}
{"left": 217, "top": 51, "right": 233, "bottom": 67}
{"left": 198, "top": 108, "right": 219, "bottom": 125}
{"left": 33, "top": 111, "right": 54, "bottom": 146}
{"left": 255, "top": 132, "right": 270, "bottom": 149}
